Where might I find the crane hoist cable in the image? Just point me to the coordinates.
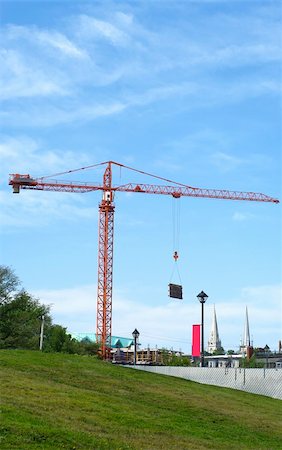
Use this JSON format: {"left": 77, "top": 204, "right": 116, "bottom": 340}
{"left": 9, "top": 160, "right": 279, "bottom": 359}
{"left": 169, "top": 197, "right": 183, "bottom": 299}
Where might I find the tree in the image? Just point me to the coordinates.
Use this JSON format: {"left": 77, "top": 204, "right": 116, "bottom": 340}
{"left": 227, "top": 349, "right": 235, "bottom": 355}
{"left": 160, "top": 348, "right": 190, "bottom": 366}
{"left": 212, "top": 347, "right": 225, "bottom": 355}
{"left": 0, "top": 290, "right": 51, "bottom": 349}
{"left": 0, "top": 266, "right": 20, "bottom": 305}
{"left": 0, "top": 265, "right": 99, "bottom": 356}
{"left": 44, "top": 325, "right": 74, "bottom": 353}
{"left": 44, "top": 325, "right": 99, "bottom": 355}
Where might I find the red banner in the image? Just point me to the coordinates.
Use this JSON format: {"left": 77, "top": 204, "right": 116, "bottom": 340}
{"left": 192, "top": 324, "right": 201, "bottom": 357}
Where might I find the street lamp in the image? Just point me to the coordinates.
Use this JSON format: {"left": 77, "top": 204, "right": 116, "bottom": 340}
{"left": 197, "top": 291, "right": 208, "bottom": 367}
{"left": 132, "top": 328, "right": 140, "bottom": 365}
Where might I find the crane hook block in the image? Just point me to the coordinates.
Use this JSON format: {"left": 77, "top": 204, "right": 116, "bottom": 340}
{"left": 169, "top": 283, "right": 183, "bottom": 299}
{"left": 173, "top": 251, "right": 179, "bottom": 261}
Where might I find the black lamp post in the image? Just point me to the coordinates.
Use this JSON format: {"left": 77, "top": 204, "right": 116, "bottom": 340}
{"left": 132, "top": 328, "right": 140, "bottom": 365}
{"left": 197, "top": 291, "right": 208, "bottom": 367}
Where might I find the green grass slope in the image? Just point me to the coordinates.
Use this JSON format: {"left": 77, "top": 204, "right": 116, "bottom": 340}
{"left": 1, "top": 350, "right": 281, "bottom": 450}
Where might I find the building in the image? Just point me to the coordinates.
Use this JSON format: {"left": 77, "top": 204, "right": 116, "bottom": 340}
{"left": 71, "top": 332, "right": 134, "bottom": 350}
{"left": 239, "top": 306, "right": 252, "bottom": 355}
{"left": 207, "top": 305, "right": 222, "bottom": 353}
{"left": 206, "top": 354, "right": 242, "bottom": 368}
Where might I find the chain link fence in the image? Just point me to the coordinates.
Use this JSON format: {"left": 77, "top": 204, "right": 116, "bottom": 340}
{"left": 129, "top": 365, "right": 282, "bottom": 400}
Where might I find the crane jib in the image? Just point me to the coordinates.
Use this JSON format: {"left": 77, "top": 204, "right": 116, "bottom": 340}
{"left": 8, "top": 163, "right": 280, "bottom": 360}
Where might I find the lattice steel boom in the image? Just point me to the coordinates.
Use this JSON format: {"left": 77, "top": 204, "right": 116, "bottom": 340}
{"left": 9, "top": 161, "right": 279, "bottom": 359}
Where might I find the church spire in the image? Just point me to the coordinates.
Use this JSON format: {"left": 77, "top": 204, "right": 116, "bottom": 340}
{"left": 240, "top": 306, "right": 251, "bottom": 354}
{"left": 243, "top": 306, "right": 250, "bottom": 347}
{"left": 208, "top": 305, "right": 222, "bottom": 353}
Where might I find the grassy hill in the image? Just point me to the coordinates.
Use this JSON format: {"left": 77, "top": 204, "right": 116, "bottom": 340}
{"left": 1, "top": 350, "right": 281, "bottom": 449}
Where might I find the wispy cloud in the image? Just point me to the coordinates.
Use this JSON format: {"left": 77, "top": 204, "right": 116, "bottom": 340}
{"left": 0, "top": 189, "right": 97, "bottom": 228}
{"left": 1, "top": 5, "right": 280, "bottom": 124}
{"left": 0, "top": 49, "right": 68, "bottom": 100}
{"left": 33, "top": 284, "right": 97, "bottom": 331}
{"left": 232, "top": 212, "right": 255, "bottom": 221}
{"left": 2, "top": 75, "right": 278, "bottom": 128}
{"left": 6, "top": 24, "right": 88, "bottom": 59}
{"left": 31, "top": 282, "right": 282, "bottom": 352}
{"left": 0, "top": 136, "right": 97, "bottom": 228}
{"left": 210, "top": 149, "right": 275, "bottom": 174}
{"left": 211, "top": 151, "right": 244, "bottom": 172}
{"left": 0, "top": 136, "right": 90, "bottom": 177}
{"left": 76, "top": 15, "right": 130, "bottom": 47}
{"left": 36, "top": 30, "right": 88, "bottom": 59}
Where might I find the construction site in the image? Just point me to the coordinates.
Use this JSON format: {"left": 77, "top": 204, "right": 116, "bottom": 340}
{"left": 9, "top": 160, "right": 279, "bottom": 360}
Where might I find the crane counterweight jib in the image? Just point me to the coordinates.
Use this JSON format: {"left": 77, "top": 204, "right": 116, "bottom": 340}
{"left": 8, "top": 162, "right": 279, "bottom": 359}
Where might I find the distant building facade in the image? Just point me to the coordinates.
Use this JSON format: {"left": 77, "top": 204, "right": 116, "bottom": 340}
{"left": 71, "top": 332, "right": 134, "bottom": 349}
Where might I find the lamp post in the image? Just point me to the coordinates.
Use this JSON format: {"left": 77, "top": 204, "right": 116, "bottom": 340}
{"left": 132, "top": 328, "right": 140, "bottom": 365}
{"left": 197, "top": 291, "right": 208, "bottom": 367}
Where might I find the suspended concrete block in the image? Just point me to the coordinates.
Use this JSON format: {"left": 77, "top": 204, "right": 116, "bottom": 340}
{"left": 169, "top": 283, "right": 183, "bottom": 299}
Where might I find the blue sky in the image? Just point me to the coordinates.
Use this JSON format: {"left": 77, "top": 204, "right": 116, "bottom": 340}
{"left": 1, "top": 0, "right": 281, "bottom": 353}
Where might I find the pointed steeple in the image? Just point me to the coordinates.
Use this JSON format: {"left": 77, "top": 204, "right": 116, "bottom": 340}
{"left": 243, "top": 306, "right": 250, "bottom": 347}
{"left": 240, "top": 306, "right": 251, "bottom": 354}
{"left": 208, "top": 305, "right": 222, "bottom": 353}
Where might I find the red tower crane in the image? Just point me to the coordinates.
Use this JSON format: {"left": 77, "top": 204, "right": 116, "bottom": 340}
{"left": 9, "top": 160, "right": 279, "bottom": 359}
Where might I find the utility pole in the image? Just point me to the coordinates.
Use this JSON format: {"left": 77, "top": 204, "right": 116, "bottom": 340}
{"left": 39, "top": 315, "right": 45, "bottom": 351}
{"left": 9, "top": 161, "right": 279, "bottom": 359}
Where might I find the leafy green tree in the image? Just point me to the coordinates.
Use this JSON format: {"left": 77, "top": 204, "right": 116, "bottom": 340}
{"left": 78, "top": 339, "right": 100, "bottom": 355}
{"left": 227, "top": 349, "right": 235, "bottom": 355}
{"left": 0, "top": 265, "right": 99, "bottom": 356}
{"left": 0, "top": 265, "right": 20, "bottom": 305}
{"left": 160, "top": 348, "right": 190, "bottom": 366}
{"left": 212, "top": 347, "right": 225, "bottom": 355}
{"left": 44, "top": 324, "right": 69, "bottom": 352}
{"left": 44, "top": 325, "right": 99, "bottom": 355}
{"left": 240, "top": 355, "right": 264, "bottom": 368}
{"left": 0, "top": 290, "right": 51, "bottom": 349}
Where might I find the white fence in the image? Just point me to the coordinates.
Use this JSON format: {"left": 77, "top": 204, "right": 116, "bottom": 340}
{"left": 129, "top": 366, "right": 282, "bottom": 400}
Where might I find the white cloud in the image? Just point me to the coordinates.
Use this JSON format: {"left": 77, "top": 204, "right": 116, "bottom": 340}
{"left": 232, "top": 212, "right": 255, "bottom": 221}
{"left": 0, "top": 135, "right": 99, "bottom": 228}
{"left": 0, "top": 189, "right": 97, "bottom": 228}
{"left": 191, "top": 43, "right": 281, "bottom": 67}
{"left": 1, "top": 5, "right": 280, "bottom": 122}
{"left": 211, "top": 151, "right": 244, "bottom": 172}
{"left": 31, "top": 282, "right": 282, "bottom": 352}
{"left": 33, "top": 285, "right": 97, "bottom": 331}
{"left": 0, "top": 101, "right": 127, "bottom": 127}
{"left": 211, "top": 149, "right": 275, "bottom": 175}
{"left": 77, "top": 16, "right": 129, "bottom": 46}
{"left": 6, "top": 24, "right": 87, "bottom": 59}
{"left": 1, "top": 74, "right": 278, "bottom": 127}
{"left": 0, "top": 136, "right": 90, "bottom": 177}
{"left": 241, "top": 284, "right": 282, "bottom": 307}
{"left": 0, "top": 49, "right": 68, "bottom": 100}
{"left": 36, "top": 30, "right": 88, "bottom": 59}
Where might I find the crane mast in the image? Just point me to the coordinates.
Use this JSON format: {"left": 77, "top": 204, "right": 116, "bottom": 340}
{"left": 97, "top": 163, "right": 115, "bottom": 359}
{"left": 9, "top": 161, "right": 279, "bottom": 359}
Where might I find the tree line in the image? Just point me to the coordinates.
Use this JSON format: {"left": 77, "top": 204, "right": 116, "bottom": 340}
{"left": 0, "top": 265, "right": 99, "bottom": 355}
